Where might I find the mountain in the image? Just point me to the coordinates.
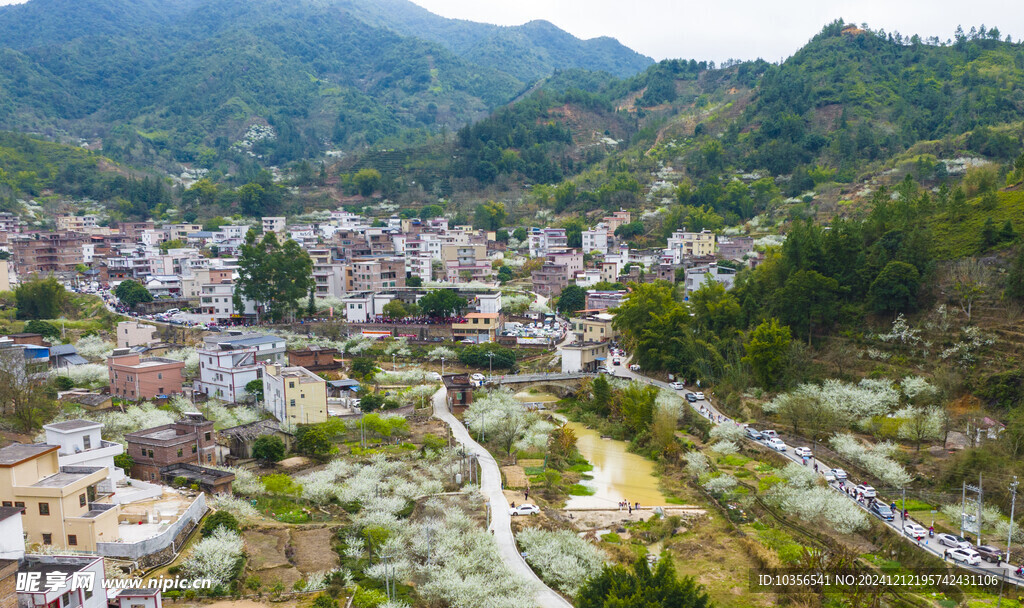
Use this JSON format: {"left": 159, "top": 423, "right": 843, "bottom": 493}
{"left": 334, "top": 0, "right": 653, "bottom": 81}
{"left": 0, "top": 0, "right": 652, "bottom": 167}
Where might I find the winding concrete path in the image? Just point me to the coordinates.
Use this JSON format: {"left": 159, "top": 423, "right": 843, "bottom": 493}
{"left": 432, "top": 387, "right": 573, "bottom": 608}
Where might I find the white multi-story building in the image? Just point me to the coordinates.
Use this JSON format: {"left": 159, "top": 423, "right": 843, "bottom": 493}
{"left": 0, "top": 506, "right": 24, "bottom": 559}
{"left": 582, "top": 225, "right": 612, "bottom": 254}
{"left": 195, "top": 333, "right": 286, "bottom": 403}
{"left": 666, "top": 229, "right": 717, "bottom": 263}
{"left": 528, "top": 228, "right": 568, "bottom": 257}
{"left": 262, "top": 217, "right": 286, "bottom": 234}
{"left": 684, "top": 263, "right": 736, "bottom": 292}
{"left": 43, "top": 420, "right": 125, "bottom": 493}
{"left": 17, "top": 555, "right": 109, "bottom": 608}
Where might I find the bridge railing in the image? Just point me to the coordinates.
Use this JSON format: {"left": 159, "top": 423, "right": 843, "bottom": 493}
{"left": 488, "top": 372, "right": 596, "bottom": 384}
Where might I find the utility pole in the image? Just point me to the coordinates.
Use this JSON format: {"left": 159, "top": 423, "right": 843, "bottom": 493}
{"left": 487, "top": 352, "right": 495, "bottom": 382}
{"left": 902, "top": 486, "right": 907, "bottom": 535}
{"left": 961, "top": 480, "right": 967, "bottom": 537}
{"left": 1007, "top": 477, "right": 1018, "bottom": 567}
{"left": 965, "top": 476, "right": 983, "bottom": 545}
{"left": 978, "top": 473, "right": 984, "bottom": 547}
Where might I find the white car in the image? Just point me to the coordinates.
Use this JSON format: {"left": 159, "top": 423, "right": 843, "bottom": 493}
{"left": 612, "top": 358, "right": 621, "bottom": 365}
{"left": 937, "top": 533, "right": 972, "bottom": 549}
{"left": 767, "top": 438, "right": 787, "bottom": 452}
{"left": 509, "top": 504, "right": 540, "bottom": 516}
{"left": 793, "top": 447, "right": 813, "bottom": 458}
{"left": 760, "top": 429, "right": 778, "bottom": 439}
{"left": 629, "top": 364, "right": 640, "bottom": 371}
{"left": 945, "top": 547, "right": 981, "bottom": 566}
{"left": 471, "top": 373, "right": 485, "bottom": 381}
{"left": 904, "top": 522, "right": 928, "bottom": 538}
{"left": 669, "top": 382, "right": 684, "bottom": 390}
{"left": 831, "top": 468, "right": 847, "bottom": 481}
{"left": 694, "top": 392, "right": 705, "bottom": 400}
{"left": 854, "top": 484, "right": 876, "bottom": 499}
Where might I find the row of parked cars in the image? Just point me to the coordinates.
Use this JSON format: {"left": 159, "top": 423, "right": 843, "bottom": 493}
{"left": 743, "top": 425, "right": 1010, "bottom": 569}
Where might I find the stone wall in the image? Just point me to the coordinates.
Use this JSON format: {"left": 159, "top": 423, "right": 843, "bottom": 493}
{"left": 96, "top": 493, "right": 207, "bottom": 563}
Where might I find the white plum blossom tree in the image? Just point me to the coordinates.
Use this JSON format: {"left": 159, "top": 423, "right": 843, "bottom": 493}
{"left": 515, "top": 528, "right": 606, "bottom": 596}
{"left": 183, "top": 527, "right": 244, "bottom": 587}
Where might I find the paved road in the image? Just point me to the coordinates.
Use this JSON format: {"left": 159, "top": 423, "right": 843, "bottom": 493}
{"left": 600, "top": 352, "right": 1024, "bottom": 586}
{"left": 431, "top": 387, "right": 573, "bottom": 608}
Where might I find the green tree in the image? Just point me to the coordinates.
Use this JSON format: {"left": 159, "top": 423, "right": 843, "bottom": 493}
{"left": 353, "top": 168, "right": 382, "bottom": 197}
{"left": 23, "top": 320, "right": 59, "bottom": 339}
{"left": 114, "top": 453, "right": 133, "bottom": 471}
{"left": 382, "top": 299, "right": 408, "bottom": 319}
{"left": 312, "top": 594, "right": 337, "bottom": 608}
{"left": 459, "top": 344, "right": 516, "bottom": 369}
{"left": 237, "top": 182, "right": 269, "bottom": 217}
{"left": 473, "top": 201, "right": 507, "bottom": 231}
{"left": 15, "top": 276, "right": 66, "bottom": 319}
{"left": 576, "top": 557, "right": 710, "bottom": 608}
{"left": 235, "top": 229, "right": 313, "bottom": 322}
{"left": 201, "top": 511, "right": 240, "bottom": 536}
{"left": 252, "top": 435, "right": 286, "bottom": 462}
{"left": 689, "top": 280, "right": 740, "bottom": 336}
{"left": 294, "top": 426, "right": 332, "bottom": 457}
{"left": 742, "top": 318, "right": 792, "bottom": 390}
{"left": 590, "top": 374, "right": 612, "bottom": 416}
{"left": 1005, "top": 247, "right": 1024, "bottom": 302}
{"left": 114, "top": 279, "right": 154, "bottom": 308}
{"left": 553, "top": 181, "right": 577, "bottom": 212}
{"left": 619, "top": 382, "right": 658, "bottom": 435}
{"left": 775, "top": 270, "right": 840, "bottom": 342}
{"left": 406, "top": 275, "right": 423, "bottom": 287}
{"left": 350, "top": 357, "right": 378, "bottom": 379}
{"left": 244, "top": 379, "right": 264, "bottom": 402}
{"left": 556, "top": 285, "right": 586, "bottom": 314}
{"left": 513, "top": 227, "right": 527, "bottom": 241}
{"left": 418, "top": 289, "right": 467, "bottom": 318}
{"left": 611, "top": 282, "right": 678, "bottom": 347}
{"left": 563, "top": 218, "right": 584, "bottom": 248}
{"left": 868, "top": 261, "right": 920, "bottom": 314}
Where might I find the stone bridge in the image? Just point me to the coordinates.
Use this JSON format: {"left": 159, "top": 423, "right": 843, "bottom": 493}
{"left": 486, "top": 372, "right": 596, "bottom": 398}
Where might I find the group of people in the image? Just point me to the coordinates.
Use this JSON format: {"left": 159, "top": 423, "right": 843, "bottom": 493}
{"left": 619, "top": 500, "right": 642, "bottom": 514}
{"left": 368, "top": 314, "right": 465, "bottom": 325}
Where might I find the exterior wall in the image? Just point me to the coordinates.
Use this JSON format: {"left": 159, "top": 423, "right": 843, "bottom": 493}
{"left": 107, "top": 355, "right": 184, "bottom": 401}
{"left": 118, "top": 594, "right": 161, "bottom": 608}
{"left": 116, "top": 322, "right": 157, "bottom": 349}
{"left": 262, "top": 365, "right": 328, "bottom": 427}
{"left": 97, "top": 494, "right": 206, "bottom": 562}
{"left": 560, "top": 343, "right": 609, "bottom": 373}
{"left": 0, "top": 260, "right": 11, "bottom": 293}
{"left": 16, "top": 557, "right": 107, "bottom": 608}
{"left": 125, "top": 419, "right": 217, "bottom": 482}
{"left": 0, "top": 558, "right": 16, "bottom": 608}
{"left": 0, "top": 514, "right": 24, "bottom": 560}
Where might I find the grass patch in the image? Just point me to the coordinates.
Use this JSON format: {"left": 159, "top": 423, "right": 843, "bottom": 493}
{"left": 895, "top": 498, "right": 933, "bottom": 511}
{"left": 524, "top": 466, "right": 545, "bottom": 476}
{"left": 567, "top": 484, "right": 595, "bottom": 496}
{"left": 718, "top": 454, "right": 749, "bottom": 467}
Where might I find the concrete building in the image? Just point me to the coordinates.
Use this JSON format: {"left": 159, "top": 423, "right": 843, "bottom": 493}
{"left": 107, "top": 351, "right": 184, "bottom": 401}
{"left": 12, "top": 232, "right": 89, "bottom": 276}
{"left": 684, "top": 263, "right": 737, "bottom": 293}
{"left": 42, "top": 421, "right": 124, "bottom": 494}
{"left": 452, "top": 313, "right": 500, "bottom": 343}
{"left": 195, "top": 333, "right": 286, "bottom": 402}
{"left": 585, "top": 290, "right": 628, "bottom": 311}
{"left": 261, "top": 217, "right": 286, "bottom": 234}
{"left": 0, "top": 443, "right": 119, "bottom": 552}
{"left": 16, "top": 555, "right": 108, "bottom": 608}
{"left": 114, "top": 588, "right": 163, "bottom": 608}
{"left": 352, "top": 257, "right": 405, "bottom": 291}
{"left": 717, "top": 236, "right": 754, "bottom": 261}
{"left": 124, "top": 413, "right": 217, "bottom": 481}
{"left": 0, "top": 260, "right": 12, "bottom": 292}
{"left": 0, "top": 506, "right": 24, "bottom": 560}
{"left": 666, "top": 229, "right": 717, "bottom": 263}
{"left": 262, "top": 365, "right": 328, "bottom": 427}
{"left": 441, "top": 243, "right": 492, "bottom": 283}
{"left": 287, "top": 346, "right": 340, "bottom": 370}
{"left": 528, "top": 228, "right": 568, "bottom": 258}
{"left": 55, "top": 215, "right": 99, "bottom": 232}
{"left": 560, "top": 342, "right": 610, "bottom": 373}
{"left": 116, "top": 322, "right": 157, "bottom": 349}
{"left": 530, "top": 263, "right": 570, "bottom": 297}
{"left": 571, "top": 313, "right": 617, "bottom": 344}
{"left": 582, "top": 225, "right": 612, "bottom": 255}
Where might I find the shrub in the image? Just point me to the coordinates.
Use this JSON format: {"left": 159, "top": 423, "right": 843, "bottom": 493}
{"left": 201, "top": 511, "right": 240, "bottom": 536}
{"left": 252, "top": 435, "right": 285, "bottom": 462}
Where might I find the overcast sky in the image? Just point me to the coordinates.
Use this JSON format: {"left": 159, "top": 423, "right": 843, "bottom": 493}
{"left": 0, "top": 0, "right": 1019, "bottom": 62}
{"left": 407, "top": 0, "right": 1023, "bottom": 62}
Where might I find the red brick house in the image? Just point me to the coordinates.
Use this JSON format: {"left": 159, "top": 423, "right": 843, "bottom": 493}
{"left": 124, "top": 413, "right": 217, "bottom": 482}
{"left": 107, "top": 349, "right": 184, "bottom": 401}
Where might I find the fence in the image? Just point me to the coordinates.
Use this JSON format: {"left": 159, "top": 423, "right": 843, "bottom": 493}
{"left": 97, "top": 494, "right": 207, "bottom": 560}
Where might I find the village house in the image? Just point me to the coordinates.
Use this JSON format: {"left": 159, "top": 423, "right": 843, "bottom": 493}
{"left": 106, "top": 350, "right": 185, "bottom": 401}
{"left": 262, "top": 365, "right": 328, "bottom": 427}
{"left": 195, "top": 333, "right": 286, "bottom": 403}
{"left": 123, "top": 413, "right": 217, "bottom": 482}
{"left": 16, "top": 555, "right": 108, "bottom": 608}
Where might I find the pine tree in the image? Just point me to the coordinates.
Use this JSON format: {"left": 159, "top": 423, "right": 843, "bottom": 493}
{"left": 1005, "top": 247, "right": 1024, "bottom": 302}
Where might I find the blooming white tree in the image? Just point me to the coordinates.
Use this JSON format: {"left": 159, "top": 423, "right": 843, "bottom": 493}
{"left": 183, "top": 527, "right": 244, "bottom": 587}
{"left": 703, "top": 474, "right": 738, "bottom": 494}
{"left": 74, "top": 335, "right": 115, "bottom": 361}
{"left": 684, "top": 451, "right": 709, "bottom": 478}
{"left": 96, "top": 403, "right": 175, "bottom": 442}
{"left": 163, "top": 347, "right": 199, "bottom": 377}
{"left": 51, "top": 363, "right": 107, "bottom": 388}
{"left": 768, "top": 484, "right": 868, "bottom": 534}
{"left": 515, "top": 528, "right": 606, "bottom": 596}
{"left": 710, "top": 423, "right": 745, "bottom": 443}
{"left": 711, "top": 440, "right": 739, "bottom": 455}
{"left": 209, "top": 495, "right": 259, "bottom": 524}
{"left": 899, "top": 376, "right": 938, "bottom": 401}
{"left": 829, "top": 433, "right": 912, "bottom": 487}
{"left": 427, "top": 346, "right": 456, "bottom": 361}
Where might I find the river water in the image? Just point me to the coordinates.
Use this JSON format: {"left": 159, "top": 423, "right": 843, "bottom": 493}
{"left": 512, "top": 391, "right": 669, "bottom": 508}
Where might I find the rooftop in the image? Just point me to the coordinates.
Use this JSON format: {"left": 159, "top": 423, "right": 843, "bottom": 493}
{"left": 44, "top": 419, "right": 103, "bottom": 432}
{"left": 31, "top": 467, "right": 103, "bottom": 488}
{"left": 0, "top": 443, "right": 57, "bottom": 466}
{"left": 0, "top": 506, "right": 24, "bottom": 522}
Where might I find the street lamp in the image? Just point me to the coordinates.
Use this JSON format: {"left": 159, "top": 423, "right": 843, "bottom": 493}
{"left": 486, "top": 352, "right": 495, "bottom": 382}
{"left": 392, "top": 353, "right": 397, "bottom": 370}
{"left": 440, "top": 356, "right": 445, "bottom": 377}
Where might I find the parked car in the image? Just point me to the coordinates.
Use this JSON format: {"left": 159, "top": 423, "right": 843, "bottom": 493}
{"left": 460, "top": 338, "right": 475, "bottom": 344}
{"left": 793, "top": 447, "right": 813, "bottom": 458}
{"left": 975, "top": 545, "right": 1004, "bottom": 563}
{"left": 629, "top": 364, "right": 640, "bottom": 371}
{"left": 831, "top": 468, "right": 847, "bottom": 481}
{"left": 904, "top": 522, "right": 928, "bottom": 538}
{"left": 767, "top": 438, "right": 787, "bottom": 452}
{"left": 760, "top": 430, "right": 778, "bottom": 439}
{"left": 612, "top": 358, "right": 621, "bottom": 365}
{"left": 471, "top": 373, "right": 485, "bottom": 381}
{"left": 945, "top": 548, "right": 981, "bottom": 566}
{"left": 165, "top": 308, "right": 180, "bottom": 315}
{"left": 509, "top": 504, "right": 541, "bottom": 516}
{"left": 938, "top": 534, "right": 972, "bottom": 550}
{"left": 669, "top": 382, "right": 684, "bottom": 390}
{"left": 870, "top": 502, "right": 894, "bottom": 521}
{"left": 694, "top": 392, "right": 705, "bottom": 400}
{"left": 744, "top": 427, "right": 763, "bottom": 440}
{"left": 854, "top": 484, "right": 877, "bottom": 499}
{"left": 685, "top": 393, "right": 697, "bottom": 402}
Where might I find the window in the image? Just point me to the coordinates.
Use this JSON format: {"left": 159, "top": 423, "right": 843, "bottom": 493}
{"left": 39, "top": 502, "right": 49, "bottom": 516}
{"left": 158, "top": 373, "right": 162, "bottom": 380}
{"left": 1, "top": 501, "right": 10, "bottom": 507}
{"left": 79, "top": 494, "right": 86, "bottom": 507}
{"left": 148, "top": 449, "right": 154, "bottom": 457}
{"left": 192, "top": 444, "right": 197, "bottom": 453}
{"left": 14, "top": 501, "right": 24, "bottom": 508}
{"left": 68, "top": 534, "right": 77, "bottom": 546}
{"left": 205, "top": 432, "right": 211, "bottom": 441}
{"left": 82, "top": 435, "right": 91, "bottom": 450}
{"left": 42, "top": 533, "right": 52, "bottom": 545}
{"left": 62, "top": 592, "right": 69, "bottom": 606}
{"left": 290, "top": 399, "right": 296, "bottom": 408}
{"left": 207, "top": 454, "right": 212, "bottom": 462}
{"left": 177, "top": 448, "right": 183, "bottom": 457}
{"left": 288, "top": 381, "right": 295, "bottom": 389}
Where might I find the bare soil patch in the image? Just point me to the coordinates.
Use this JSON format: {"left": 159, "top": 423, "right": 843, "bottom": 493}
{"left": 289, "top": 527, "right": 339, "bottom": 573}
